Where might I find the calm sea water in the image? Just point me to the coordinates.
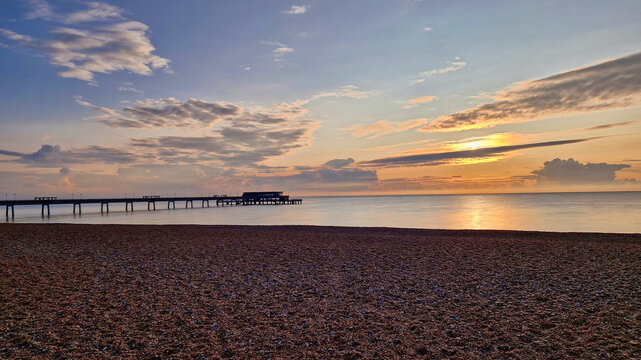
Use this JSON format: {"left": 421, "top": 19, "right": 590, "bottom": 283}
{"left": 4, "top": 192, "right": 641, "bottom": 233}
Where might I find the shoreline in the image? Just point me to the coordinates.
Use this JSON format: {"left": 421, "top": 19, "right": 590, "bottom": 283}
{"left": 2, "top": 224, "right": 640, "bottom": 358}
{"left": 4, "top": 222, "right": 641, "bottom": 236}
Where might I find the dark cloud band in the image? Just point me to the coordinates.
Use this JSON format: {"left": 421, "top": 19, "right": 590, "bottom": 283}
{"left": 360, "top": 138, "right": 597, "bottom": 167}
{"left": 421, "top": 51, "right": 641, "bottom": 132}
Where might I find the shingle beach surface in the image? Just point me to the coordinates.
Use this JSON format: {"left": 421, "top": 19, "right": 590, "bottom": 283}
{"left": 1, "top": 224, "right": 640, "bottom": 359}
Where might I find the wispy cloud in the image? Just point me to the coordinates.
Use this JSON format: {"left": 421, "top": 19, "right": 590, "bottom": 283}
{"left": 422, "top": 51, "right": 641, "bottom": 132}
{"left": 422, "top": 27, "right": 432, "bottom": 32}
{"left": 261, "top": 41, "right": 294, "bottom": 62}
{"left": 419, "top": 58, "right": 466, "bottom": 77}
{"left": 282, "top": 5, "right": 308, "bottom": 15}
{"left": 254, "top": 158, "right": 378, "bottom": 193}
{"left": 273, "top": 46, "right": 294, "bottom": 62}
{"left": 342, "top": 119, "right": 428, "bottom": 139}
{"left": 70, "top": 96, "right": 320, "bottom": 168}
{"left": 259, "top": 85, "right": 376, "bottom": 121}
{"left": 25, "top": 0, "right": 55, "bottom": 20}
{"left": 0, "top": 144, "right": 138, "bottom": 167}
{"left": 582, "top": 120, "right": 637, "bottom": 132}
{"left": 0, "top": 29, "right": 34, "bottom": 45}
{"left": 376, "top": 174, "right": 533, "bottom": 193}
{"left": 60, "top": 1, "right": 124, "bottom": 23}
{"left": 26, "top": 0, "right": 125, "bottom": 23}
{"left": 360, "top": 137, "right": 597, "bottom": 167}
{"left": 117, "top": 84, "right": 143, "bottom": 94}
{"left": 130, "top": 119, "right": 318, "bottom": 167}
{"left": 77, "top": 97, "right": 243, "bottom": 128}
{"left": 312, "top": 85, "right": 378, "bottom": 100}
{"left": 80, "top": 84, "right": 375, "bottom": 130}
{"left": 411, "top": 57, "right": 466, "bottom": 84}
{"left": 404, "top": 95, "right": 435, "bottom": 109}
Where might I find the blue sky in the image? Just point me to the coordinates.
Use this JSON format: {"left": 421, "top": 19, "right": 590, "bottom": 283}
{"left": 1, "top": 0, "right": 641, "bottom": 196}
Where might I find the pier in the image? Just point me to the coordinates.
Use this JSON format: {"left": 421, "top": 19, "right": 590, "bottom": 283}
{"left": 2, "top": 192, "right": 302, "bottom": 218}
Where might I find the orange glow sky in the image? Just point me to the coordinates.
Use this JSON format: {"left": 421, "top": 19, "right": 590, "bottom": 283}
{"left": 1, "top": 1, "right": 640, "bottom": 197}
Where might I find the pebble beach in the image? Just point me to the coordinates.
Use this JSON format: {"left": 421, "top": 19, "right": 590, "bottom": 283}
{"left": 1, "top": 224, "right": 640, "bottom": 359}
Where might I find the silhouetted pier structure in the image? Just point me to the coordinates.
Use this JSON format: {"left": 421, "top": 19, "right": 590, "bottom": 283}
{"left": 2, "top": 192, "right": 302, "bottom": 218}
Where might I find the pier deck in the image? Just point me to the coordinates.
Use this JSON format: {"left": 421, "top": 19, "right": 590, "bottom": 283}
{"left": 2, "top": 192, "right": 302, "bottom": 218}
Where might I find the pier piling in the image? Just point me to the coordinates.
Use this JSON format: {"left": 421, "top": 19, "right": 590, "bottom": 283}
{"left": 41, "top": 204, "right": 50, "bottom": 217}
{"left": 5, "top": 205, "right": 14, "bottom": 218}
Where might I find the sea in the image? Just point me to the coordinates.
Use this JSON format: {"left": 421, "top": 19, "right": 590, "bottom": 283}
{"left": 3, "top": 192, "right": 641, "bottom": 233}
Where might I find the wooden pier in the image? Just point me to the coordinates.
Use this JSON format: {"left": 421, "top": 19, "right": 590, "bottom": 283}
{"left": 2, "top": 192, "right": 302, "bottom": 218}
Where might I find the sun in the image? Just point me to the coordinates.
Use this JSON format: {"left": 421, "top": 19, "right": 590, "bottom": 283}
{"left": 449, "top": 133, "right": 518, "bottom": 151}
{"left": 463, "top": 140, "right": 485, "bottom": 150}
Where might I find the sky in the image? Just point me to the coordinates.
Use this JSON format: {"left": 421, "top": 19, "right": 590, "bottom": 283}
{"left": 1, "top": 0, "right": 640, "bottom": 197}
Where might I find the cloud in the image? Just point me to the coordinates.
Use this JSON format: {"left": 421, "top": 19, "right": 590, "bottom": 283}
{"left": 60, "top": 1, "right": 125, "bottom": 23}
{"left": 342, "top": 119, "right": 429, "bottom": 139}
{"left": 0, "top": 144, "right": 139, "bottom": 167}
{"left": 420, "top": 60, "right": 466, "bottom": 77}
{"left": 117, "top": 86, "right": 142, "bottom": 93}
{"left": 359, "top": 137, "right": 596, "bottom": 167}
{"left": 57, "top": 166, "right": 74, "bottom": 190}
{"left": 2, "top": 97, "right": 318, "bottom": 169}
{"left": 71, "top": 95, "right": 319, "bottom": 168}
{"left": 26, "top": 0, "right": 125, "bottom": 23}
{"left": 273, "top": 46, "right": 294, "bottom": 62}
{"left": 48, "top": 21, "right": 170, "bottom": 81}
{"left": 324, "top": 158, "right": 355, "bottom": 169}
{"left": 131, "top": 125, "right": 316, "bottom": 167}
{"left": 532, "top": 158, "right": 630, "bottom": 183}
{"left": 410, "top": 58, "right": 466, "bottom": 84}
{"left": 255, "top": 160, "right": 378, "bottom": 192}
{"left": 312, "top": 85, "right": 379, "bottom": 100}
{"left": 0, "top": 29, "right": 34, "bottom": 45}
{"left": 376, "top": 174, "right": 532, "bottom": 192}
{"left": 25, "top": 0, "right": 55, "bottom": 20}
{"left": 258, "top": 85, "right": 376, "bottom": 119}
{"left": 0, "top": 149, "right": 25, "bottom": 157}
{"left": 583, "top": 120, "right": 637, "bottom": 131}
{"left": 116, "top": 99, "right": 319, "bottom": 167}
{"left": 272, "top": 167, "right": 376, "bottom": 185}
{"left": 296, "top": 32, "right": 309, "bottom": 38}
{"left": 78, "top": 97, "right": 242, "bottom": 128}
{"left": 407, "top": 95, "right": 435, "bottom": 105}
{"left": 422, "top": 51, "right": 641, "bottom": 132}
{"left": 282, "top": 5, "right": 308, "bottom": 15}
{"left": 269, "top": 99, "right": 310, "bottom": 118}
{"left": 259, "top": 85, "right": 377, "bottom": 113}
{"left": 1, "top": 7, "right": 170, "bottom": 82}
{"left": 124, "top": 98, "right": 241, "bottom": 128}
{"left": 261, "top": 41, "right": 294, "bottom": 62}
{"left": 404, "top": 95, "right": 435, "bottom": 108}
{"left": 423, "top": 27, "right": 432, "bottom": 32}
